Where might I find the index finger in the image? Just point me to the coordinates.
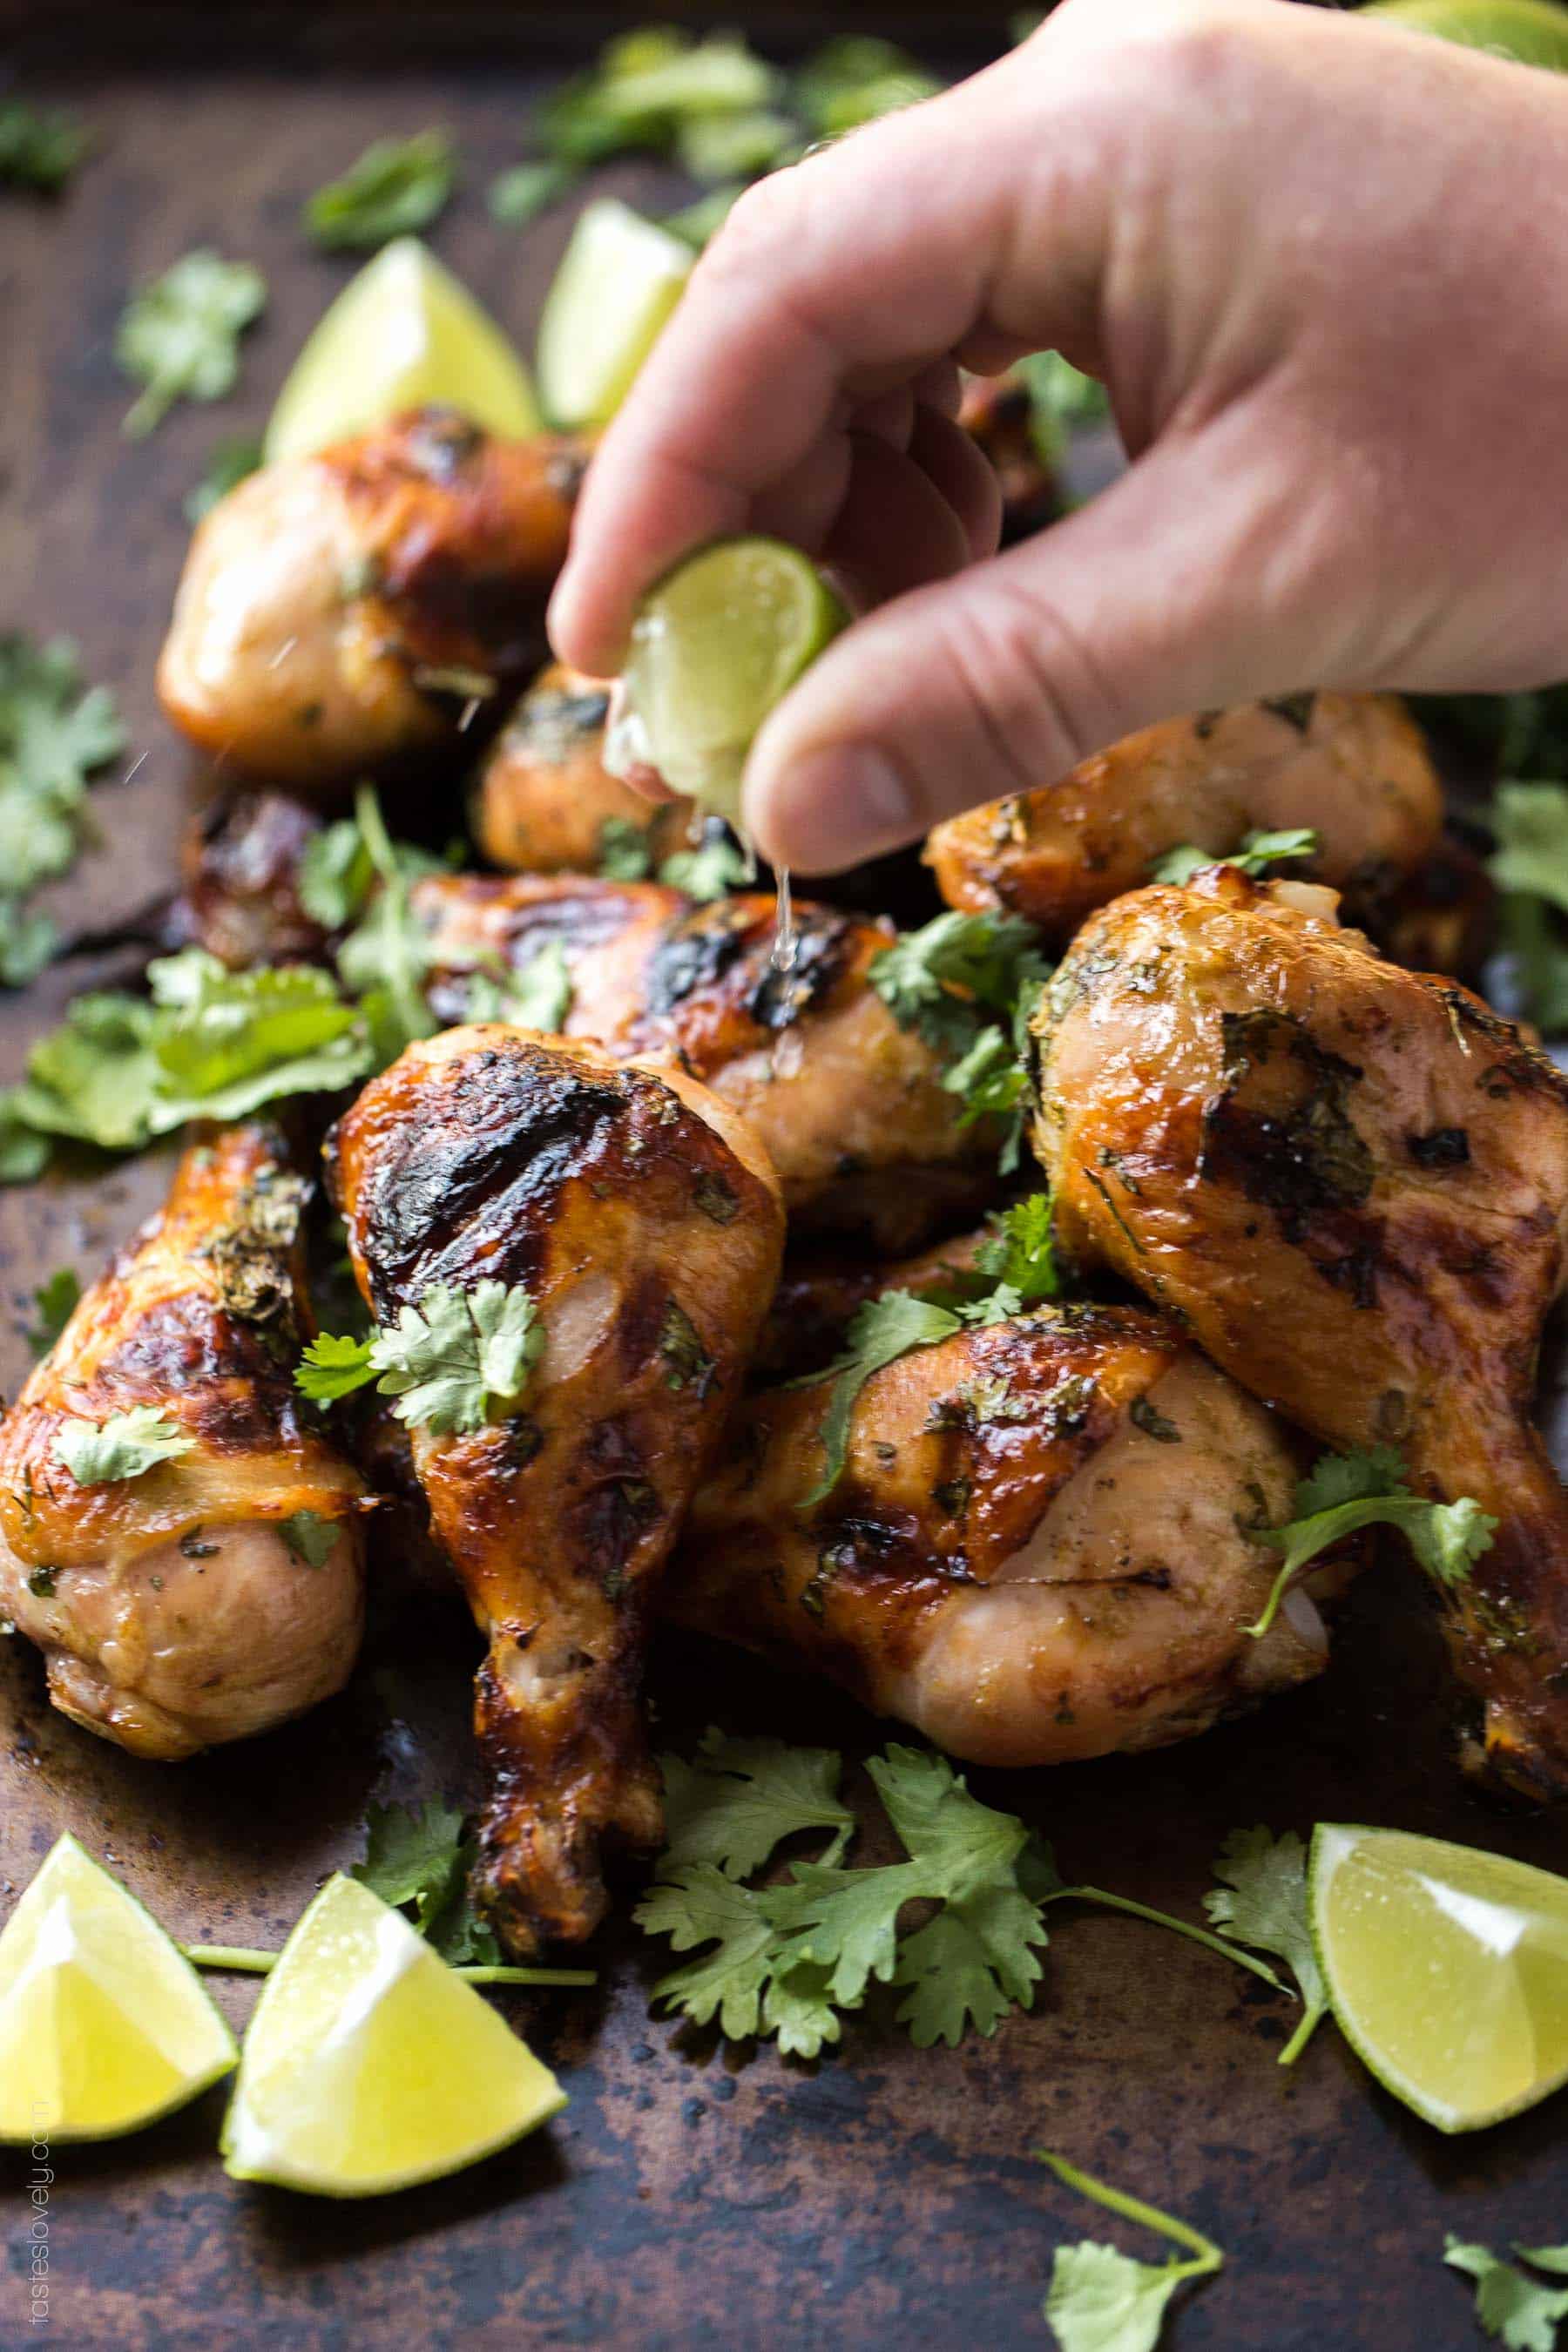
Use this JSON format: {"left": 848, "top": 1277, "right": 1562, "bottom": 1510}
{"left": 545, "top": 54, "right": 1081, "bottom": 676}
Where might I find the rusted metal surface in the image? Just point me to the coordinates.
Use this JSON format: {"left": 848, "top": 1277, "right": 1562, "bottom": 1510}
{"left": 0, "top": 17, "right": 1564, "bottom": 2349}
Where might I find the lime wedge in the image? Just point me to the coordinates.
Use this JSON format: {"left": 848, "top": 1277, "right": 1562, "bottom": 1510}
{"left": 220, "top": 1876, "right": 566, "bottom": 2196}
{"left": 265, "top": 236, "right": 540, "bottom": 464}
{"left": 1309, "top": 1823, "right": 1568, "bottom": 2133}
{"left": 536, "top": 198, "right": 692, "bottom": 430}
{"left": 1362, "top": 0, "right": 1568, "bottom": 69}
{"left": 612, "top": 536, "right": 848, "bottom": 821}
{"left": 0, "top": 1834, "right": 236, "bottom": 2143}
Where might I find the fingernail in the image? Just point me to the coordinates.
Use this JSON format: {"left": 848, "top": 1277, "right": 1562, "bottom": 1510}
{"left": 748, "top": 745, "right": 916, "bottom": 873}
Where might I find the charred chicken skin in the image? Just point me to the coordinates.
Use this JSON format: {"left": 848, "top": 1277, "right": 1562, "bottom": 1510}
{"left": 0, "top": 1125, "right": 368, "bottom": 1760}
{"left": 926, "top": 693, "right": 1442, "bottom": 946}
{"left": 416, "top": 875, "right": 998, "bottom": 1248}
{"left": 1031, "top": 866, "right": 1568, "bottom": 1797}
{"left": 472, "top": 662, "right": 696, "bottom": 876}
{"left": 672, "top": 1304, "right": 1333, "bottom": 1767}
{"left": 172, "top": 789, "right": 333, "bottom": 970}
{"left": 158, "top": 408, "right": 585, "bottom": 789}
{"left": 328, "top": 1025, "right": 784, "bottom": 1951}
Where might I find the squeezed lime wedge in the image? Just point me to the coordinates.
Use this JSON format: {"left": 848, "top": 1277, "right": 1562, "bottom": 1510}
{"left": 0, "top": 1834, "right": 236, "bottom": 2143}
{"left": 1362, "top": 0, "right": 1568, "bottom": 68}
{"left": 535, "top": 198, "right": 693, "bottom": 430}
{"left": 610, "top": 536, "right": 848, "bottom": 822}
{"left": 265, "top": 236, "right": 540, "bottom": 464}
{"left": 220, "top": 1875, "right": 566, "bottom": 2196}
{"left": 1309, "top": 1823, "right": 1568, "bottom": 2133}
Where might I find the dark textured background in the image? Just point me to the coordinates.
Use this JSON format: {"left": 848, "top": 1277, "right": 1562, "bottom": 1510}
{"left": 0, "top": 11, "right": 1565, "bottom": 2349}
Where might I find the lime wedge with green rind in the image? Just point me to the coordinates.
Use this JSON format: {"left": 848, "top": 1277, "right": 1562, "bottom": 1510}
{"left": 535, "top": 198, "right": 693, "bottom": 430}
{"left": 220, "top": 1874, "right": 566, "bottom": 2197}
{"left": 1362, "top": 0, "right": 1568, "bottom": 70}
{"left": 611, "top": 535, "right": 849, "bottom": 823}
{"left": 1309, "top": 1822, "right": 1568, "bottom": 2133}
{"left": 0, "top": 1833, "right": 237, "bottom": 2143}
{"left": 265, "top": 237, "right": 539, "bottom": 464}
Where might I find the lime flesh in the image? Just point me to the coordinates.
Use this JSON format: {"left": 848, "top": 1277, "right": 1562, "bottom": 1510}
{"left": 611, "top": 536, "right": 849, "bottom": 823}
{"left": 0, "top": 1834, "right": 236, "bottom": 2143}
{"left": 221, "top": 1875, "right": 566, "bottom": 2197}
{"left": 1310, "top": 1823, "right": 1568, "bottom": 2133}
{"left": 536, "top": 198, "right": 693, "bottom": 430}
{"left": 1362, "top": 0, "right": 1568, "bottom": 68}
{"left": 265, "top": 237, "right": 539, "bottom": 464}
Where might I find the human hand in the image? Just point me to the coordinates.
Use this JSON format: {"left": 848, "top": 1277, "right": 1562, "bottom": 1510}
{"left": 548, "top": 0, "right": 1568, "bottom": 872}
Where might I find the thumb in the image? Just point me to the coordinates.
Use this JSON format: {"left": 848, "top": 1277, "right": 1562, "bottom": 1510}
{"left": 743, "top": 421, "right": 1341, "bottom": 874}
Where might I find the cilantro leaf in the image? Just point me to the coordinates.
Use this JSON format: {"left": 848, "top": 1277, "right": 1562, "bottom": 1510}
{"left": 869, "top": 908, "right": 1046, "bottom": 1061}
{"left": 299, "top": 815, "right": 375, "bottom": 929}
{"left": 333, "top": 787, "right": 441, "bottom": 1059}
{"left": 349, "top": 1796, "right": 501, "bottom": 1965}
{"left": 368, "top": 1278, "right": 544, "bottom": 1436}
{"left": 1150, "top": 826, "right": 1321, "bottom": 888}
{"left": 488, "top": 159, "right": 578, "bottom": 226}
{"left": 0, "top": 900, "right": 57, "bottom": 990}
{"left": 659, "top": 834, "right": 750, "bottom": 902}
{"left": 678, "top": 108, "right": 795, "bottom": 184}
{"left": 54, "top": 1405, "right": 194, "bottom": 1485}
{"left": 539, "top": 31, "right": 778, "bottom": 168}
{"left": 12, "top": 990, "right": 163, "bottom": 1152}
{"left": 116, "top": 249, "right": 267, "bottom": 437}
{"left": 295, "top": 1330, "right": 376, "bottom": 1404}
{"left": 278, "top": 1510, "right": 341, "bottom": 1569}
{"left": 464, "top": 940, "right": 573, "bottom": 1031}
{"left": 0, "top": 99, "right": 89, "bottom": 193}
{"left": 1489, "top": 782, "right": 1568, "bottom": 916}
{"left": 660, "top": 1729, "right": 853, "bottom": 1878}
{"left": 1445, "top": 2239, "right": 1568, "bottom": 2352}
{"left": 974, "top": 1193, "right": 1060, "bottom": 1302}
{"left": 0, "top": 634, "right": 125, "bottom": 909}
{"left": 304, "top": 131, "right": 456, "bottom": 251}
{"left": 596, "top": 815, "right": 655, "bottom": 880}
{"left": 1203, "top": 1827, "right": 1327, "bottom": 2065}
{"left": 794, "top": 37, "right": 940, "bottom": 137}
{"left": 1245, "top": 1445, "right": 1497, "bottom": 1641}
{"left": 0, "top": 1094, "right": 49, "bottom": 1185}
{"left": 146, "top": 950, "right": 371, "bottom": 1122}
{"left": 1038, "top": 2153, "right": 1224, "bottom": 2352}
{"left": 24, "top": 1267, "right": 80, "bottom": 1357}
{"left": 802, "top": 1289, "right": 964, "bottom": 1504}
{"left": 661, "top": 185, "right": 746, "bottom": 250}
{"left": 637, "top": 1866, "right": 795, "bottom": 2045}
{"left": 184, "top": 434, "right": 263, "bottom": 526}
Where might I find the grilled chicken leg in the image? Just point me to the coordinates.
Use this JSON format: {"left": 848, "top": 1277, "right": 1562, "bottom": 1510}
{"left": 1031, "top": 866, "right": 1568, "bottom": 1795}
{"left": 927, "top": 693, "right": 1442, "bottom": 945}
{"left": 328, "top": 1025, "right": 784, "bottom": 1950}
{"left": 158, "top": 408, "right": 585, "bottom": 788}
{"left": 0, "top": 1125, "right": 368, "bottom": 1758}
{"left": 472, "top": 662, "right": 697, "bottom": 876}
{"left": 672, "top": 1303, "right": 1335, "bottom": 1766}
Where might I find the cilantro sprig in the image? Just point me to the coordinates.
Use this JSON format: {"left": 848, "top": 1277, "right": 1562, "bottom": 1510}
{"left": 0, "top": 99, "right": 90, "bottom": 193}
{"left": 637, "top": 1734, "right": 1287, "bottom": 2060}
{"left": 1150, "top": 826, "right": 1321, "bottom": 888}
{"left": 869, "top": 908, "right": 1051, "bottom": 1171}
{"left": 298, "top": 1278, "right": 544, "bottom": 1438}
{"left": 794, "top": 1194, "right": 1061, "bottom": 1501}
{"left": 116, "top": 249, "right": 267, "bottom": 438}
{"left": 24, "top": 1267, "right": 81, "bottom": 1357}
{"left": 0, "top": 632, "right": 125, "bottom": 983}
{"left": 304, "top": 131, "right": 456, "bottom": 251}
{"left": 1446, "top": 2237, "right": 1568, "bottom": 2352}
{"left": 1038, "top": 2153, "right": 1224, "bottom": 2352}
{"left": 1244, "top": 1444, "right": 1496, "bottom": 1641}
{"left": 1203, "top": 1826, "right": 1327, "bottom": 2066}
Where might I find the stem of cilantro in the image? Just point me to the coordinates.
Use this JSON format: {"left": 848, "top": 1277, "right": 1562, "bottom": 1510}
{"left": 1275, "top": 2002, "right": 1326, "bottom": 2067}
{"left": 180, "top": 1944, "right": 595, "bottom": 1987}
{"left": 1048, "top": 1888, "right": 1288, "bottom": 1991}
{"left": 1037, "top": 2151, "right": 1224, "bottom": 2279}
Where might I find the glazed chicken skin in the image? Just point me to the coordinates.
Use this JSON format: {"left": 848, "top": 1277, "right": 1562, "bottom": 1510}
{"left": 926, "top": 693, "right": 1443, "bottom": 945}
{"left": 171, "top": 790, "right": 333, "bottom": 969}
{"left": 472, "top": 662, "right": 696, "bottom": 875}
{"left": 158, "top": 408, "right": 585, "bottom": 789}
{"left": 672, "top": 1304, "right": 1334, "bottom": 1767}
{"left": 415, "top": 875, "right": 998, "bottom": 1248}
{"left": 328, "top": 1025, "right": 784, "bottom": 1951}
{"left": 956, "top": 369, "right": 1062, "bottom": 544}
{"left": 1031, "top": 866, "right": 1568, "bottom": 1796}
{"left": 0, "top": 1125, "right": 368, "bottom": 1759}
